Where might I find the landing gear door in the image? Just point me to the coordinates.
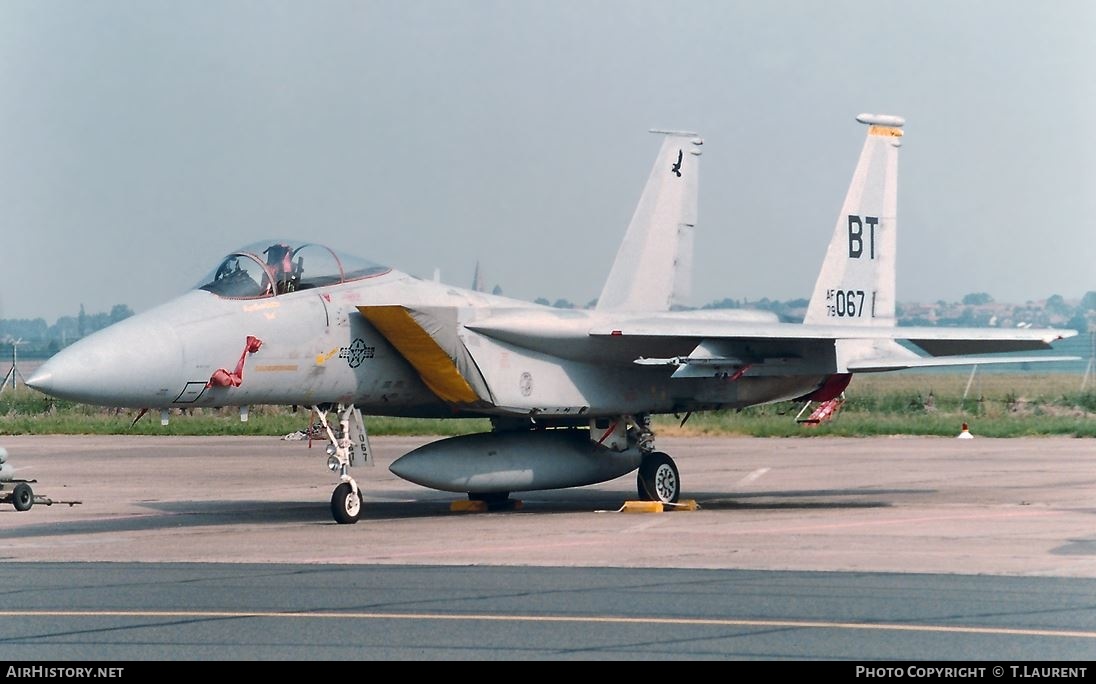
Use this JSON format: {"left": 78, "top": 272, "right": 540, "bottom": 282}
{"left": 348, "top": 407, "right": 372, "bottom": 467}
{"left": 590, "top": 417, "right": 630, "bottom": 452}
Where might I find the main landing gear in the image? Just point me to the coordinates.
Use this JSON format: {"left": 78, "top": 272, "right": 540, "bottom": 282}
{"left": 608, "top": 413, "right": 683, "bottom": 505}
{"left": 632, "top": 414, "right": 681, "bottom": 504}
{"left": 637, "top": 451, "right": 680, "bottom": 504}
{"left": 313, "top": 404, "right": 371, "bottom": 524}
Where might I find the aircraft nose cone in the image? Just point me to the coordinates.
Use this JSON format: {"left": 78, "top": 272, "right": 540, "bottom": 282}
{"left": 25, "top": 368, "right": 53, "bottom": 393}
{"left": 24, "top": 343, "right": 111, "bottom": 404}
{"left": 26, "top": 313, "right": 184, "bottom": 407}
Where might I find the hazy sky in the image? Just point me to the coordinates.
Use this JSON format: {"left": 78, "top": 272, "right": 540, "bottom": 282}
{"left": 2, "top": 0, "right": 1093, "bottom": 322}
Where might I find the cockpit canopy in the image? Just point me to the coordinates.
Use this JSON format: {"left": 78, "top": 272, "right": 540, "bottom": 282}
{"left": 197, "top": 240, "right": 390, "bottom": 299}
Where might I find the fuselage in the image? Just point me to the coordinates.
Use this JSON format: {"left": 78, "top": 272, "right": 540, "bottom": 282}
{"left": 27, "top": 241, "right": 834, "bottom": 419}
{"left": 27, "top": 268, "right": 511, "bottom": 415}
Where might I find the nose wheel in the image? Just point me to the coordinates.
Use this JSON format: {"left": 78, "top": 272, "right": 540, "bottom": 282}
{"left": 637, "top": 451, "right": 680, "bottom": 504}
{"left": 331, "top": 481, "right": 361, "bottom": 524}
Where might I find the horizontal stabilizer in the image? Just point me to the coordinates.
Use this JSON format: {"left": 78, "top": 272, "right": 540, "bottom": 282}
{"left": 846, "top": 355, "right": 1081, "bottom": 373}
{"left": 904, "top": 337, "right": 1069, "bottom": 356}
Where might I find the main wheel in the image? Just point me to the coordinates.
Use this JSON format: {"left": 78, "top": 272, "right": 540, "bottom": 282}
{"left": 637, "top": 452, "right": 680, "bottom": 504}
{"left": 12, "top": 482, "right": 34, "bottom": 512}
{"left": 330, "top": 482, "right": 361, "bottom": 524}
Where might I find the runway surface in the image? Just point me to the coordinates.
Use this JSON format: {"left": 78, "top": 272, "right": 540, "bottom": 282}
{"left": 1, "top": 434, "right": 1094, "bottom": 660}
{"left": 2, "top": 563, "right": 1094, "bottom": 661}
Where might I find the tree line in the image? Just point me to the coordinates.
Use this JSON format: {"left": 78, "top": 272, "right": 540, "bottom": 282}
{"left": 0, "top": 304, "right": 134, "bottom": 357}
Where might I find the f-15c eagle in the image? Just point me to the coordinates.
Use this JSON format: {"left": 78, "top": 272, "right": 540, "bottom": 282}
{"left": 27, "top": 114, "right": 1077, "bottom": 523}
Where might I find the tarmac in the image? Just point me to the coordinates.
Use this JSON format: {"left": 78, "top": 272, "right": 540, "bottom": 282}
{"left": 2, "top": 433, "right": 1095, "bottom": 577}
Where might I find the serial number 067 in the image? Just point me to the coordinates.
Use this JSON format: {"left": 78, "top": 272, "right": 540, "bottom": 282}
{"left": 826, "top": 289, "right": 866, "bottom": 317}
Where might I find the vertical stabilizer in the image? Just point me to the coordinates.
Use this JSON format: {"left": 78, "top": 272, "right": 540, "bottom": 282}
{"left": 804, "top": 114, "right": 903, "bottom": 327}
{"left": 596, "top": 130, "right": 702, "bottom": 312}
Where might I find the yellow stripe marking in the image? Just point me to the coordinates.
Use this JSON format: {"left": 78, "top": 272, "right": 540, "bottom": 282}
{"left": 358, "top": 305, "right": 479, "bottom": 404}
{"left": 2, "top": 610, "right": 1093, "bottom": 639}
{"left": 254, "top": 364, "right": 298, "bottom": 372}
{"left": 869, "top": 125, "right": 904, "bottom": 137}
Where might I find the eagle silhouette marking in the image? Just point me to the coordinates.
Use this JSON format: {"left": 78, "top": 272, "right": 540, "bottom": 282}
{"left": 671, "top": 149, "right": 683, "bottom": 177}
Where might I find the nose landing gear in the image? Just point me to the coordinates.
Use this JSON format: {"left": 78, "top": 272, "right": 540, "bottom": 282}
{"left": 312, "top": 404, "right": 371, "bottom": 524}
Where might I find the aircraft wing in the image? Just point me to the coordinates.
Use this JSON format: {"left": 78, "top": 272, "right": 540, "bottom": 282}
{"left": 585, "top": 319, "right": 1078, "bottom": 375}
{"left": 466, "top": 310, "right": 1079, "bottom": 375}
{"left": 588, "top": 321, "right": 1073, "bottom": 354}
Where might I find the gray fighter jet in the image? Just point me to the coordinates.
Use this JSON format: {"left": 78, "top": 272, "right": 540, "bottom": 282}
{"left": 27, "top": 115, "right": 1077, "bottom": 523}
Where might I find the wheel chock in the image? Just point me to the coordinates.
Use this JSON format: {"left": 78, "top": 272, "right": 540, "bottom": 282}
{"left": 621, "top": 501, "right": 663, "bottom": 513}
{"left": 665, "top": 499, "right": 699, "bottom": 511}
{"left": 451, "top": 500, "right": 488, "bottom": 512}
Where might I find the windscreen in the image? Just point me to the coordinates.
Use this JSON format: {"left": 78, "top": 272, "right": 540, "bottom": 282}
{"left": 196, "top": 240, "right": 390, "bottom": 299}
